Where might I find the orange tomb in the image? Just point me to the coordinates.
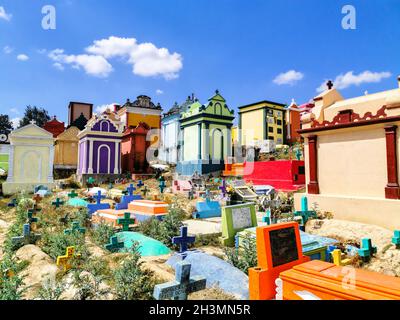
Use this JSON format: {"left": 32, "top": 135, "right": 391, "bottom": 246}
{"left": 249, "top": 222, "right": 310, "bottom": 300}
{"left": 279, "top": 260, "right": 400, "bottom": 300}
{"left": 128, "top": 200, "right": 169, "bottom": 222}
{"left": 91, "top": 209, "right": 136, "bottom": 228}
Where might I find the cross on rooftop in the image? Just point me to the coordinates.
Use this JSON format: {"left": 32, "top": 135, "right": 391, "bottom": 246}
{"left": 117, "top": 212, "right": 135, "bottom": 231}
{"left": 52, "top": 198, "right": 64, "bottom": 208}
{"left": 30, "top": 119, "right": 36, "bottom": 125}
{"left": 153, "top": 260, "right": 206, "bottom": 300}
{"left": 327, "top": 80, "right": 334, "bottom": 90}
{"left": 172, "top": 226, "right": 195, "bottom": 254}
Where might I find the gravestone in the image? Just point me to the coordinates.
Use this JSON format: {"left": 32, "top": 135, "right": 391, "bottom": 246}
{"left": 137, "top": 180, "right": 144, "bottom": 188}
{"left": 331, "top": 249, "right": 351, "bottom": 266}
{"left": 56, "top": 246, "right": 78, "bottom": 272}
{"left": 220, "top": 203, "right": 257, "bottom": 246}
{"left": 68, "top": 190, "right": 79, "bottom": 199}
{"left": 117, "top": 212, "right": 135, "bottom": 231}
{"left": 248, "top": 222, "right": 310, "bottom": 300}
{"left": 52, "top": 198, "right": 64, "bottom": 208}
{"left": 193, "top": 198, "right": 221, "bottom": 219}
{"left": 7, "top": 198, "right": 17, "bottom": 207}
{"left": 153, "top": 260, "right": 206, "bottom": 300}
{"left": 64, "top": 221, "right": 86, "bottom": 235}
{"left": 27, "top": 211, "right": 38, "bottom": 225}
{"left": 115, "top": 184, "right": 142, "bottom": 210}
{"left": 357, "top": 238, "right": 377, "bottom": 262}
{"left": 172, "top": 226, "right": 195, "bottom": 256}
{"left": 104, "top": 236, "right": 124, "bottom": 252}
{"left": 87, "top": 190, "right": 110, "bottom": 216}
{"left": 11, "top": 224, "right": 41, "bottom": 247}
{"left": 393, "top": 230, "right": 400, "bottom": 249}
{"left": 293, "top": 196, "right": 317, "bottom": 228}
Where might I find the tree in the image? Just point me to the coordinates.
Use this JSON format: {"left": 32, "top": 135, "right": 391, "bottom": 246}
{"left": 0, "top": 114, "right": 13, "bottom": 134}
{"left": 18, "top": 106, "right": 50, "bottom": 128}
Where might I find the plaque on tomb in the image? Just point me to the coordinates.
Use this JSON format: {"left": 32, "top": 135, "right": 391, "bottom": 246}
{"left": 232, "top": 206, "right": 253, "bottom": 229}
{"left": 269, "top": 227, "right": 299, "bottom": 267}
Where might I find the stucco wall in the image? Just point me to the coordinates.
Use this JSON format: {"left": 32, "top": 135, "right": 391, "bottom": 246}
{"left": 240, "top": 109, "right": 263, "bottom": 144}
{"left": 183, "top": 125, "right": 199, "bottom": 161}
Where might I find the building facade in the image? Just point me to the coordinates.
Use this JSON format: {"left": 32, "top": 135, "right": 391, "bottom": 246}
{"left": 68, "top": 102, "right": 93, "bottom": 130}
{"left": 43, "top": 116, "right": 65, "bottom": 138}
{"left": 295, "top": 77, "right": 400, "bottom": 230}
{"left": 177, "top": 90, "right": 235, "bottom": 176}
{"left": 54, "top": 126, "right": 80, "bottom": 170}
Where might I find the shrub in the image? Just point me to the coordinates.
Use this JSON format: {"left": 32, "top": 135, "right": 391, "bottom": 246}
{"left": 0, "top": 256, "right": 25, "bottom": 300}
{"left": 91, "top": 221, "right": 115, "bottom": 247}
{"left": 224, "top": 234, "right": 257, "bottom": 275}
{"left": 36, "top": 278, "right": 65, "bottom": 300}
{"left": 113, "top": 244, "right": 155, "bottom": 300}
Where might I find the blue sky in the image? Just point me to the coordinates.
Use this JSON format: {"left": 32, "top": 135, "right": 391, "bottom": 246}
{"left": 0, "top": 0, "right": 399, "bottom": 126}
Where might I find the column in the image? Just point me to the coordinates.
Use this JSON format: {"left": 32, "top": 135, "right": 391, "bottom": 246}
{"left": 88, "top": 139, "right": 94, "bottom": 174}
{"left": 198, "top": 123, "right": 202, "bottom": 161}
{"left": 48, "top": 145, "right": 55, "bottom": 182}
{"left": 384, "top": 125, "right": 400, "bottom": 199}
{"left": 307, "top": 135, "right": 319, "bottom": 194}
{"left": 226, "top": 127, "right": 232, "bottom": 158}
{"left": 6, "top": 145, "right": 15, "bottom": 183}
{"left": 114, "top": 141, "right": 119, "bottom": 174}
{"left": 202, "top": 123, "right": 209, "bottom": 162}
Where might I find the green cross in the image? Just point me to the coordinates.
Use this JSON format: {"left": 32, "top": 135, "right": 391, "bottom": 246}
{"left": 64, "top": 221, "right": 86, "bottom": 235}
{"left": 104, "top": 236, "right": 124, "bottom": 252}
{"left": 117, "top": 212, "right": 135, "bottom": 231}
{"left": 68, "top": 190, "right": 79, "bottom": 199}
{"left": 52, "top": 198, "right": 65, "bottom": 208}
{"left": 142, "top": 186, "right": 150, "bottom": 197}
{"left": 27, "top": 211, "right": 38, "bottom": 224}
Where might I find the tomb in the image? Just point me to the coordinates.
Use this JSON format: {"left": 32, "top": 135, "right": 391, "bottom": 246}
{"left": 279, "top": 260, "right": 400, "bottom": 300}
{"left": 118, "top": 231, "right": 171, "bottom": 256}
{"left": 229, "top": 181, "right": 258, "bottom": 205}
{"left": 295, "top": 78, "right": 400, "bottom": 230}
{"left": 220, "top": 203, "right": 257, "bottom": 246}
{"left": 115, "top": 184, "right": 142, "bottom": 210}
{"left": 92, "top": 209, "right": 136, "bottom": 229}
{"left": 248, "top": 222, "right": 310, "bottom": 300}
{"left": 128, "top": 200, "right": 169, "bottom": 222}
{"left": 177, "top": 90, "right": 235, "bottom": 176}
{"left": 243, "top": 160, "right": 305, "bottom": 191}
{"left": 43, "top": 116, "right": 65, "bottom": 138}
{"left": 76, "top": 113, "right": 123, "bottom": 184}
{"left": 172, "top": 179, "right": 193, "bottom": 195}
{"left": 3, "top": 121, "right": 55, "bottom": 195}
{"left": 54, "top": 126, "right": 80, "bottom": 172}
{"left": 160, "top": 96, "right": 195, "bottom": 164}
{"left": 193, "top": 198, "right": 221, "bottom": 219}
{"left": 117, "top": 96, "right": 162, "bottom": 175}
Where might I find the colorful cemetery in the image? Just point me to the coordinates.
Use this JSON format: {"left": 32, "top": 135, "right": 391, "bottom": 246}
{"left": 76, "top": 113, "right": 124, "bottom": 184}
{"left": 177, "top": 90, "right": 235, "bottom": 176}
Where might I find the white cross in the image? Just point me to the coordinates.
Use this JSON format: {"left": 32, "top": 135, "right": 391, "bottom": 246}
{"left": 30, "top": 119, "right": 36, "bottom": 125}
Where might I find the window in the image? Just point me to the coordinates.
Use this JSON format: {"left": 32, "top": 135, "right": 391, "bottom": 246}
{"left": 268, "top": 136, "right": 274, "bottom": 140}
{"left": 269, "top": 127, "right": 274, "bottom": 133}
{"left": 277, "top": 119, "right": 282, "bottom": 126}
{"left": 298, "top": 166, "right": 305, "bottom": 175}
{"left": 277, "top": 128, "right": 282, "bottom": 134}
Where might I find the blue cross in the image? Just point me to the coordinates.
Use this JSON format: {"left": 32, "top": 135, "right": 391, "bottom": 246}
{"left": 153, "top": 260, "right": 206, "bottom": 300}
{"left": 11, "top": 224, "right": 41, "bottom": 246}
{"left": 172, "top": 226, "right": 195, "bottom": 254}
{"left": 93, "top": 190, "right": 105, "bottom": 204}
{"left": 125, "top": 184, "right": 136, "bottom": 196}
{"left": 219, "top": 180, "right": 227, "bottom": 197}
{"left": 294, "top": 196, "right": 317, "bottom": 225}
{"left": 137, "top": 180, "right": 144, "bottom": 188}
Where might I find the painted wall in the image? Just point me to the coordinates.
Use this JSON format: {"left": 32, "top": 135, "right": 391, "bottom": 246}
{"left": 54, "top": 127, "right": 79, "bottom": 167}
{"left": 127, "top": 112, "right": 160, "bottom": 129}
{"left": 240, "top": 109, "right": 264, "bottom": 144}
{"left": 209, "top": 123, "right": 230, "bottom": 161}
{"left": 183, "top": 125, "right": 199, "bottom": 161}
{"left": 160, "top": 115, "right": 180, "bottom": 163}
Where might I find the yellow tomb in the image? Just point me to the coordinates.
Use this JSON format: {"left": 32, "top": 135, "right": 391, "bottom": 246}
{"left": 54, "top": 126, "right": 80, "bottom": 170}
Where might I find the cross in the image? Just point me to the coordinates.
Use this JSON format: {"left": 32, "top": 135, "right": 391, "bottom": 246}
{"left": 262, "top": 208, "right": 271, "bottom": 225}
{"left": 59, "top": 213, "right": 70, "bottom": 225}
{"left": 30, "top": 119, "right": 36, "bottom": 125}
{"left": 64, "top": 221, "right": 86, "bottom": 235}
{"left": 327, "top": 80, "right": 334, "bottom": 90}
{"left": 93, "top": 190, "right": 105, "bottom": 204}
{"left": 153, "top": 260, "right": 206, "bottom": 300}
{"left": 188, "top": 188, "right": 194, "bottom": 200}
{"left": 87, "top": 177, "right": 96, "bottom": 185}
{"left": 52, "top": 198, "right": 64, "bottom": 208}
{"left": 32, "top": 194, "right": 42, "bottom": 204}
{"left": 117, "top": 212, "right": 135, "bottom": 231}
{"left": 11, "top": 224, "right": 41, "bottom": 247}
{"left": 68, "top": 190, "right": 79, "bottom": 199}
{"left": 7, "top": 198, "right": 17, "bottom": 208}
{"left": 104, "top": 236, "right": 124, "bottom": 252}
{"left": 219, "top": 179, "right": 227, "bottom": 197}
{"left": 172, "top": 226, "right": 195, "bottom": 254}
{"left": 295, "top": 148, "right": 302, "bottom": 161}
{"left": 141, "top": 185, "right": 150, "bottom": 197}
{"left": 204, "top": 189, "right": 212, "bottom": 201}
{"left": 159, "top": 179, "right": 166, "bottom": 194}
{"left": 137, "top": 180, "right": 144, "bottom": 188}
{"left": 27, "top": 211, "right": 38, "bottom": 224}
{"left": 293, "top": 196, "right": 317, "bottom": 226}
{"left": 125, "top": 184, "right": 136, "bottom": 196}
{"left": 56, "top": 246, "right": 78, "bottom": 272}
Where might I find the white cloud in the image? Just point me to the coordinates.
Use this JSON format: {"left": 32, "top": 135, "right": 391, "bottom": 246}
{"left": 17, "top": 54, "right": 29, "bottom": 61}
{"left": 95, "top": 103, "right": 117, "bottom": 114}
{"left": 3, "top": 46, "right": 13, "bottom": 54}
{"left": 317, "top": 70, "right": 392, "bottom": 92}
{"left": 49, "top": 49, "right": 113, "bottom": 78}
{"left": 273, "top": 70, "right": 304, "bottom": 86}
{"left": 0, "top": 7, "right": 12, "bottom": 21}
{"left": 11, "top": 117, "right": 20, "bottom": 129}
{"left": 156, "top": 89, "right": 164, "bottom": 95}
{"left": 53, "top": 62, "right": 65, "bottom": 71}
{"left": 86, "top": 36, "right": 183, "bottom": 80}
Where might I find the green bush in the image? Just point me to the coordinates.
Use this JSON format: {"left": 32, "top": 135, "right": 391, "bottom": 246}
{"left": 36, "top": 278, "right": 65, "bottom": 300}
{"left": 91, "top": 221, "right": 115, "bottom": 247}
{"left": 224, "top": 234, "right": 257, "bottom": 275}
{"left": 0, "top": 256, "right": 25, "bottom": 300}
{"left": 113, "top": 244, "right": 155, "bottom": 300}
